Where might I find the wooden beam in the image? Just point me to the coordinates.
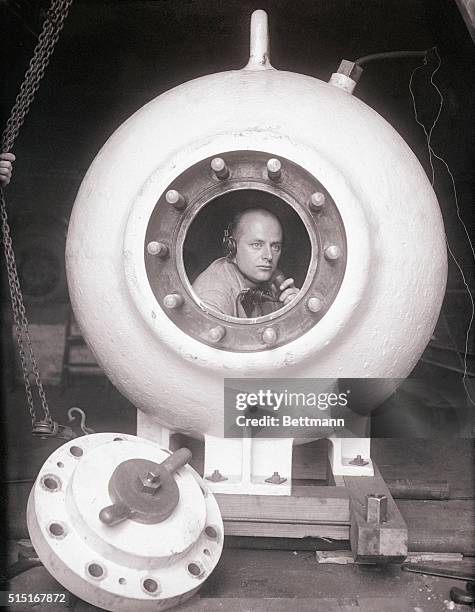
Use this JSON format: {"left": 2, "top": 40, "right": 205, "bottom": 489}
{"left": 216, "top": 485, "right": 349, "bottom": 523}
{"left": 344, "top": 464, "right": 408, "bottom": 563}
{"left": 217, "top": 485, "right": 349, "bottom": 539}
{"left": 223, "top": 522, "right": 349, "bottom": 539}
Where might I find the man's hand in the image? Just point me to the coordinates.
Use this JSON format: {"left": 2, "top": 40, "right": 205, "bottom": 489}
{"left": 278, "top": 277, "right": 299, "bottom": 305}
{"left": 0, "top": 152, "right": 15, "bottom": 187}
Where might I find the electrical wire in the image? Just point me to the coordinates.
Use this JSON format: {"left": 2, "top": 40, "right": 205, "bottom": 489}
{"left": 409, "top": 48, "right": 475, "bottom": 406}
{"left": 355, "top": 50, "right": 429, "bottom": 66}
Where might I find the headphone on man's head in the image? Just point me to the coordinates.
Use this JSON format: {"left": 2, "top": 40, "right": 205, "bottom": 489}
{"left": 223, "top": 223, "right": 237, "bottom": 260}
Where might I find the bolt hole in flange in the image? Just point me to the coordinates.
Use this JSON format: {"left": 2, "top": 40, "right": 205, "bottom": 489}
{"left": 203, "top": 549, "right": 211, "bottom": 556}
{"left": 204, "top": 525, "right": 219, "bottom": 540}
{"left": 41, "top": 475, "right": 61, "bottom": 491}
{"left": 145, "top": 151, "right": 346, "bottom": 352}
{"left": 142, "top": 578, "right": 160, "bottom": 595}
{"left": 69, "top": 445, "right": 83, "bottom": 457}
{"left": 48, "top": 522, "right": 66, "bottom": 538}
{"left": 56, "top": 461, "right": 64, "bottom": 468}
{"left": 86, "top": 563, "right": 105, "bottom": 580}
{"left": 118, "top": 577, "right": 126, "bottom": 585}
{"left": 187, "top": 562, "right": 204, "bottom": 578}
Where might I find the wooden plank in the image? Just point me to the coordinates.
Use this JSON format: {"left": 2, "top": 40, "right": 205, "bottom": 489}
{"left": 223, "top": 521, "right": 349, "bottom": 539}
{"left": 344, "top": 463, "right": 408, "bottom": 562}
{"left": 216, "top": 486, "right": 349, "bottom": 525}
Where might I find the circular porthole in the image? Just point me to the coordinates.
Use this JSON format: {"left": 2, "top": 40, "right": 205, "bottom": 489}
{"left": 144, "top": 151, "right": 346, "bottom": 352}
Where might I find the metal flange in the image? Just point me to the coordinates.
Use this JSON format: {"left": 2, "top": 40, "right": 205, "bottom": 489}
{"left": 27, "top": 433, "right": 224, "bottom": 611}
{"left": 144, "top": 150, "right": 347, "bottom": 352}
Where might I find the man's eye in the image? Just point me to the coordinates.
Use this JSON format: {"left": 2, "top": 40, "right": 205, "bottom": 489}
{"left": 251, "top": 243, "right": 262, "bottom": 248}
{"left": 272, "top": 244, "right": 281, "bottom": 252}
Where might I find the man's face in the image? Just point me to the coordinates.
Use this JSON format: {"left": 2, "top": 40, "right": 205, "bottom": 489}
{"left": 233, "top": 211, "right": 283, "bottom": 284}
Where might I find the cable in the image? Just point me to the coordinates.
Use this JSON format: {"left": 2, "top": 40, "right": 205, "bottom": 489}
{"left": 409, "top": 48, "right": 475, "bottom": 407}
{"left": 355, "top": 50, "right": 429, "bottom": 66}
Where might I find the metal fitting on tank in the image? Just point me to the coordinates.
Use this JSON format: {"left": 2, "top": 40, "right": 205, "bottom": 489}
{"left": 211, "top": 157, "right": 229, "bottom": 180}
{"left": 166, "top": 189, "right": 187, "bottom": 210}
{"left": 163, "top": 293, "right": 184, "bottom": 309}
{"left": 309, "top": 192, "right": 326, "bottom": 212}
{"left": 329, "top": 60, "right": 363, "bottom": 94}
{"left": 147, "top": 241, "right": 169, "bottom": 258}
{"left": 307, "top": 296, "right": 324, "bottom": 313}
{"left": 262, "top": 326, "right": 278, "bottom": 346}
{"left": 324, "top": 245, "right": 342, "bottom": 261}
{"left": 266, "top": 158, "right": 282, "bottom": 181}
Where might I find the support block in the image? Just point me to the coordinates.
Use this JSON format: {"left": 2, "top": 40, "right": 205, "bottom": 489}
{"left": 344, "top": 464, "right": 408, "bottom": 563}
{"left": 328, "top": 437, "right": 374, "bottom": 476}
{"left": 204, "top": 435, "right": 293, "bottom": 495}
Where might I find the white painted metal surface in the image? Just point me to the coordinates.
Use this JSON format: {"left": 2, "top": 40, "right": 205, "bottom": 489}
{"left": 66, "top": 10, "right": 447, "bottom": 443}
{"left": 27, "top": 433, "right": 223, "bottom": 611}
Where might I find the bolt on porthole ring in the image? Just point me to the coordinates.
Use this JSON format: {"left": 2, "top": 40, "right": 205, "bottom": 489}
{"left": 144, "top": 150, "right": 346, "bottom": 352}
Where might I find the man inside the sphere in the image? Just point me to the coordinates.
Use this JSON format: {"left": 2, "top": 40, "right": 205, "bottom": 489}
{"left": 192, "top": 207, "right": 299, "bottom": 318}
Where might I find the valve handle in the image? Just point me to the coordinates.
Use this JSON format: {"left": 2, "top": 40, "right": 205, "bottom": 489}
{"left": 99, "top": 502, "right": 132, "bottom": 526}
{"left": 99, "top": 447, "right": 192, "bottom": 527}
{"left": 161, "top": 447, "right": 192, "bottom": 474}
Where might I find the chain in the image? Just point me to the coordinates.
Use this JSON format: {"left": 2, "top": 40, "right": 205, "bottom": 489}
{"left": 1, "top": 0, "right": 73, "bottom": 430}
{"left": 2, "top": 0, "right": 74, "bottom": 153}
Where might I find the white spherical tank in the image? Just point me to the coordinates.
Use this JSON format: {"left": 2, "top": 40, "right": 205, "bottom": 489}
{"left": 66, "top": 11, "right": 447, "bottom": 439}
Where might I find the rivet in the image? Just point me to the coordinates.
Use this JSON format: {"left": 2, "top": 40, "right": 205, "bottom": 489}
{"left": 266, "top": 158, "right": 282, "bottom": 181}
{"left": 309, "top": 192, "right": 326, "bottom": 211}
{"left": 307, "top": 296, "right": 324, "bottom": 313}
{"left": 163, "top": 293, "right": 184, "bottom": 309}
{"left": 208, "top": 325, "right": 226, "bottom": 343}
{"left": 262, "top": 326, "right": 278, "bottom": 346}
{"left": 165, "top": 189, "right": 186, "bottom": 210}
{"left": 211, "top": 157, "right": 229, "bottom": 180}
{"left": 146, "top": 241, "right": 169, "bottom": 258}
{"left": 324, "top": 245, "right": 341, "bottom": 261}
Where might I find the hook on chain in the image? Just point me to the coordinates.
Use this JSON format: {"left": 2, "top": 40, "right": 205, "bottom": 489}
{"left": 68, "top": 407, "right": 95, "bottom": 435}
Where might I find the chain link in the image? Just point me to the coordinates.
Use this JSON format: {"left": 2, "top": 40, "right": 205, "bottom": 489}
{"left": 1, "top": 0, "right": 73, "bottom": 427}
{"left": 2, "top": 0, "right": 74, "bottom": 153}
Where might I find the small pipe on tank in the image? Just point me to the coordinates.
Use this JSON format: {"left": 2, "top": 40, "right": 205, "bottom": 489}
{"left": 245, "top": 10, "right": 273, "bottom": 70}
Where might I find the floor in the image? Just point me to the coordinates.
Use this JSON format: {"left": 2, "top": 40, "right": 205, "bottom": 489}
{"left": 2, "top": 378, "right": 474, "bottom": 611}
